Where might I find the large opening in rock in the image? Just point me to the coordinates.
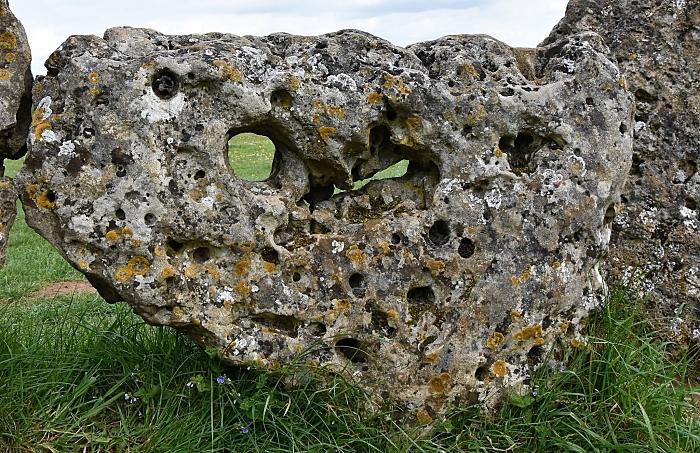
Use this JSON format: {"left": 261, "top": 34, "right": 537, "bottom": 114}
{"left": 227, "top": 133, "right": 276, "bottom": 181}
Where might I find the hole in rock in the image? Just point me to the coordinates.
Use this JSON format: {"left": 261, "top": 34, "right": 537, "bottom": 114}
{"left": 335, "top": 338, "right": 367, "bottom": 363}
{"left": 152, "top": 69, "right": 179, "bottom": 100}
{"left": 307, "top": 322, "right": 327, "bottom": 336}
{"left": 619, "top": 122, "right": 628, "bottom": 135}
{"left": 391, "top": 233, "right": 402, "bottom": 245}
{"left": 428, "top": 220, "right": 450, "bottom": 246}
{"left": 144, "top": 213, "right": 157, "bottom": 226}
{"left": 349, "top": 273, "right": 366, "bottom": 297}
{"left": 167, "top": 239, "right": 184, "bottom": 253}
{"left": 686, "top": 197, "right": 697, "bottom": 211}
{"left": 227, "top": 133, "right": 276, "bottom": 181}
{"left": 193, "top": 247, "right": 210, "bottom": 264}
{"left": 194, "top": 170, "right": 206, "bottom": 180}
{"left": 475, "top": 365, "right": 489, "bottom": 381}
{"left": 260, "top": 246, "right": 280, "bottom": 264}
{"left": 458, "top": 237, "right": 475, "bottom": 258}
{"left": 407, "top": 286, "right": 436, "bottom": 305}
{"left": 499, "top": 131, "right": 542, "bottom": 175}
{"left": 292, "top": 271, "right": 302, "bottom": 282}
{"left": 303, "top": 182, "right": 335, "bottom": 206}
{"left": 270, "top": 89, "right": 293, "bottom": 108}
{"left": 603, "top": 204, "right": 616, "bottom": 224}
{"left": 115, "top": 208, "right": 126, "bottom": 220}
{"left": 251, "top": 313, "right": 300, "bottom": 337}
{"left": 350, "top": 159, "right": 410, "bottom": 192}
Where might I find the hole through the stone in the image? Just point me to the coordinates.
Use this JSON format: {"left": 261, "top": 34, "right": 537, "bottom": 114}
{"left": 458, "top": 237, "right": 475, "bottom": 258}
{"left": 261, "top": 246, "right": 280, "bottom": 264}
{"left": 407, "top": 286, "right": 436, "bottom": 305}
{"left": 428, "top": 220, "right": 450, "bottom": 246}
{"left": 335, "top": 338, "right": 367, "bottom": 363}
{"left": 227, "top": 132, "right": 276, "bottom": 182}
{"left": 270, "top": 89, "right": 293, "bottom": 108}
{"left": 152, "top": 69, "right": 179, "bottom": 100}
{"left": 500, "top": 131, "right": 541, "bottom": 175}
{"left": 349, "top": 273, "right": 366, "bottom": 297}
{"left": 193, "top": 247, "right": 210, "bottom": 263}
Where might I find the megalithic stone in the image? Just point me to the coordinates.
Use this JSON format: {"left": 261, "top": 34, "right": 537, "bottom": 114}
{"left": 545, "top": 0, "right": 700, "bottom": 348}
{"left": 16, "top": 27, "right": 631, "bottom": 421}
{"left": 0, "top": 0, "right": 32, "bottom": 268}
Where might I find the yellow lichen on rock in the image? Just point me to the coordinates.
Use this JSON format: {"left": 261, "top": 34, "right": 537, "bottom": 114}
{"left": 486, "top": 332, "right": 505, "bottom": 349}
{"left": 492, "top": 360, "right": 508, "bottom": 378}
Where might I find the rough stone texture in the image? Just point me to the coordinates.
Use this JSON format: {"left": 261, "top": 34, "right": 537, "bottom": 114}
{"left": 17, "top": 27, "right": 631, "bottom": 420}
{"left": 0, "top": 0, "right": 31, "bottom": 268}
{"left": 546, "top": 0, "right": 700, "bottom": 347}
{"left": 0, "top": 0, "right": 31, "bottom": 161}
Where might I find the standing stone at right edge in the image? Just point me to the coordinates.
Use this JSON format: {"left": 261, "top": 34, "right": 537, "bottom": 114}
{"left": 545, "top": 0, "right": 700, "bottom": 346}
{"left": 0, "top": 0, "right": 32, "bottom": 267}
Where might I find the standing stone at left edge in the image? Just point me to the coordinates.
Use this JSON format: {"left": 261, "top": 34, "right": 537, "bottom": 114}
{"left": 0, "top": 0, "right": 32, "bottom": 267}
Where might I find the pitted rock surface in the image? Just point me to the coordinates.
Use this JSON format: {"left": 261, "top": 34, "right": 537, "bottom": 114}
{"left": 546, "top": 0, "right": 700, "bottom": 346}
{"left": 17, "top": 27, "right": 632, "bottom": 419}
{"left": 0, "top": 0, "right": 31, "bottom": 268}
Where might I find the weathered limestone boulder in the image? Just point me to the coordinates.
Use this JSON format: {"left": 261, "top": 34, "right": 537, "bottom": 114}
{"left": 546, "top": 0, "right": 700, "bottom": 346}
{"left": 17, "top": 27, "right": 631, "bottom": 420}
{"left": 0, "top": 0, "right": 31, "bottom": 267}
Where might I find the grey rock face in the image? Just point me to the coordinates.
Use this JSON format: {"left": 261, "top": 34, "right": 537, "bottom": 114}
{"left": 0, "top": 0, "right": 31, "bottom": 160}
{"left": 0, "top": 0, "right": 32, "bottom": 268}
{"left": 546, "top": 0, "right": 700, "bottom": 347}
{"left": 17, "top": 27, "right": 631, "bottom": 420}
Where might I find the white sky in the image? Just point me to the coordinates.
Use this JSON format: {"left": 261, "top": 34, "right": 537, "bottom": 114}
{"left": 12, "top": 0, "right": 568, "bottom": 76}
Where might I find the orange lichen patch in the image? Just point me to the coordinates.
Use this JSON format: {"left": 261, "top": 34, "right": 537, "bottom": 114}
{"left": 425, "top": 258, "right": 445, "bottom": 276}
{"left": 533, "top": 337, "right": 545, "bottom": 346}
{"left": 36, "top": 191, "right": 56, "bottom": 209}
{"left": 184, "top": 264, "right": 198, "bottom": 279}
{"left": 160, "top": 266, "right": 176, "bottom": 280}
{"left": 288, "top": 75, "right": 300, "bottom": 90}
{"left": 121, "top": 227, "right": 134, "bottom": 238}
{"left": 465, "top": 104, "right": 487, "bottom": 126}
{"left": 142, "top": 60, "right": 158, "bottom": 70}
{"left": 127, "top": 256, "right": 150, "bottom": 276}
{"left": 382, "top": 74, "right": 411, "bottom": 96}
{"left": 513, "top": 324, "right": 543, "bottom": 341}
{"left": 486, "top": 332, "right": 505, "bottom": 349}
{"left": 4, "top": 52, "right": 16, "bottom": 63}
{"left": 422, "top": 351, "right": 439, "bottom": 364}
{"left": 415, "top": 409, "right": 433, "bottom": 426}
{"left": 234, "top": 280, "right": 251, "bottom": 296}
{"left": 318, "top": 126, "right": 337, "bottom": 141}
{"left": 204, "top": 264, "right": 221, "bottom": 279}
{"left": 511, "top": 310, "right": 523, "bottom": 322}
{"left": 234, "top": 255, "right": 251, "bottom": 276}
{"left": 105, "top": 230, "right": 120, "bottom": 242}
{"left": 460, "top": 63, "right": 479, "bottom": 79}
{"left": 570, "top": 338, "right": 584, "bottom": 348}
{"left": 551, "top": 260, "right": 561, "bottom": 269}
{"left": 87, "top": 72, "right": 100, "bottom": 84}
{"left": 494, "top": 145, "right": 504, "bottom": 158}
{"left": 0, "top": 32, "right": 16, "bottom": 50}
{"left": 34, "top": 122, "right": 52, "bottom": 140}
{"left": 559, "top": 321, "right": 570, "bottom": 334}
{"left": 510, "top": 275, "right": 520, "bottom": 285}
{"left": 313, "top": 101, "right": 346, "bottom": 118}
{"left": 335, "top": 299, "right": 351, "bottom": 311}
{"left": 114, "top": 266, "right": 134, "bottom": 283}
{"left": 262, "top": 261, "right": 277, "bottom": 273}
{"left": 428, "top": 372, "right": 452, "bottom": 394}
{"left": 492, "top": 360, "right": 508, "bottom": 378}
{"left": 386, "top": 309, "right": 400, "bottom": 324}
{"left": 172, "top": 306, "right": 184, "bottom": 319}
{"left": 367, "top": 91, "right": 383, "bottom": 104}
{"left": 88, "top": 87, "right": 100, "bottom": 98}
{"left": 511, "top": 266, "right": 532, "bottom": 285}
{"left": 154, "top": 245, "right": 166, "bottom": 257}
{"left": 345, "top": 245, "right": 365, "bottom": 266}
{"left": 78, "top": 259, "right": 90, "bottom": 270}
{"left": 0, "top": 69, "right": 10, "bottom": 81}
{"left": 212, "top": 60, "right": 243, "bottom": 83}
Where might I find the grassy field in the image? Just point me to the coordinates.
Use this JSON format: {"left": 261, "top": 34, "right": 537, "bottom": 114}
{"left": 0, "top": 137, "right": 698, "bottom": 451}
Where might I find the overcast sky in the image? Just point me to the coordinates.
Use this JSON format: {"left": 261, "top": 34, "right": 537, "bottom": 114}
{"left": 13, "top": 0, "right": 567, "bottom": 76}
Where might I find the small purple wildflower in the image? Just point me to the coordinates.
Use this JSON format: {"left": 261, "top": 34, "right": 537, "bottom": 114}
{"left": 216, "top": 375, "right": 226, "bottom": 385}
{"left": 241, "top": 421, "right": 253, "bottom": 434}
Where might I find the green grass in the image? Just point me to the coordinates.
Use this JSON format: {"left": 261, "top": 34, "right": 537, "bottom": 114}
{"left": 1, "top": 139, "right": 698, "bottom": 451}
{"left": 228, "top": 133, "right": 276, "bottom": 181}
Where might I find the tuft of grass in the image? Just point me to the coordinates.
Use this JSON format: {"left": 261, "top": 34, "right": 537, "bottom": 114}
{"left": 0, "top": 288, "right": 697, "bottom": 451}
{"left": 228, "top": 133, "right": 276, "bottom": 182}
